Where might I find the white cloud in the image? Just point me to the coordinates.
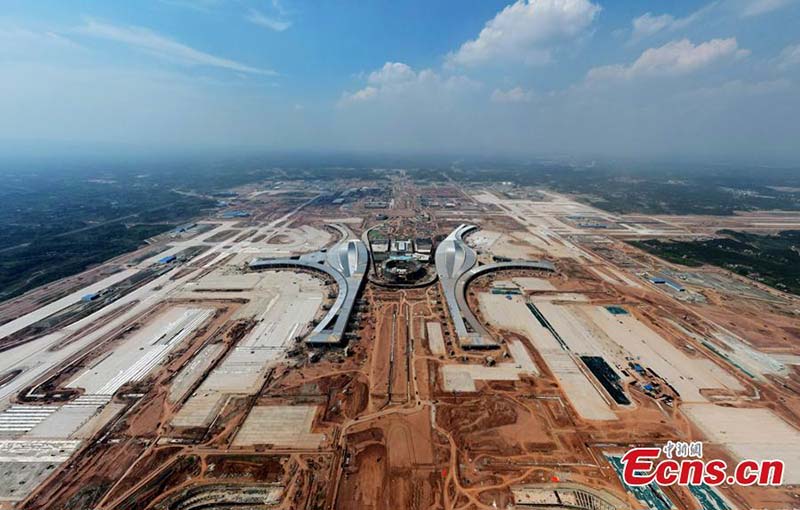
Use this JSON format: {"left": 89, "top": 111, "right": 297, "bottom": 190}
{"left": 367, "top": 62, "right": 417, "bottom": 85}
{"left": 340, "top": 61, "right": 479, "bottom": 105}
{"left": 78, "top": 19, "right": 274, "bottom": 75}
{"left": 632, "top": 13, "right": 675, "bottom": 39}
{"left": 0, "top": 26, "right": 82, "bottom": 58}
{"left": 588, "top": 38, "right": 747, "bottom": 81}
{"left": 343, "top": 86, "right": 378, "bottom": 103}
{"left": 776, "top": 43, "right": 800, "bottom": 70}
{"left": 741, "top": 0, "right": 795, "bottom": 16}
{"left": 631, "top": 3, "right": 717, "bottom": 40}
{"left": 272, "top": 0, "right": 290, "bottom": 16}
{"left": 247, "top": 9, "right": 291, "bottom": 32}
{"left": 446, "top": 0, "right": 601, "bottom": 67}
{"left": 491, "top": 87, "right": 535, "bottom": 103}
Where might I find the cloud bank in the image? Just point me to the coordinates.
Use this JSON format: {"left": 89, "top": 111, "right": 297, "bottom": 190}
{"left": 588, "top": 38, "right": 747, "bottom": 81}
{"left": 446, "top": 0, "right": 601, "bottom": 67}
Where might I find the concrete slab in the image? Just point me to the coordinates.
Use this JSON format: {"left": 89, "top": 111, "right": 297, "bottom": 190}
{"left": 682, "top": 404, "right": 800, "bottom": 484}
{"left": 233, "top": 405, "right": 324, "bottom": 448}
{"left": 173, "top": 273, "right": 323, "bottom": 429}
{"left": 0, "top": 406, "right": 58, "bottom": 438}
{"left": 479, "top": 294, "right": 616, "bottom": 421}
{"left": 441, "top": 364, "right": 521, "bottom": 391}
{"left": 426, "top": 322, "right": 446, "bottom": 356}
{"left": 25, "top": 395, "right": 111, "bottom": 439}
{"left": 512, "top": 277, "right": 556, "bottom": 291}
{"left": 507, "top": 340, "right": 540, "bottom": 376}
{"left": 169, "top": 344, "right": 224, "bottom": 403}
{"left": 67, "top": 307, "right": 212, "bottom": 395}
{"left": 585, "top": 306, "right": 738, "bottom": 402}
{"left": 0, "top": 440, "right": 81, "bottom": 502}
{"left": 0, "top": 268, "right": 139, "bottom": 342}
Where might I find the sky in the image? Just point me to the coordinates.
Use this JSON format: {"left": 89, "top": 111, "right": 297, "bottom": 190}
{"left": 2, "top": 0, "right": 800, "bottom": 163}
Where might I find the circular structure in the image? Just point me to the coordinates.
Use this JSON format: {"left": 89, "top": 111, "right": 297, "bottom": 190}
{"left": 382, "top": 257, "right": 425, "bottom": 283}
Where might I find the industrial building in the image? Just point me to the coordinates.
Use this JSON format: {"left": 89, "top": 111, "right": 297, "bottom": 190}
{"left": 650, "top": 273, "right": 686, "bottom": 292}
{"left": 220, "top": 210, "right": 250, "bottom": 219}
{"left": 390, "top": 239, "right": 412, "bottom": 255}
{"left": 365, "top": 200, "right": 389, "bottom": 209}
{"left": 370, "top": 239, "right": 390, "bottom": 254}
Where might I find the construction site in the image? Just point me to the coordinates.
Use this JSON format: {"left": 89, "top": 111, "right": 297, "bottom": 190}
{"left": 1, "top": 173, "right": 800, "bottom": 510}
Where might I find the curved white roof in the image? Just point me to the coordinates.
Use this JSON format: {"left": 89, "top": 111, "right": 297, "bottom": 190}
{"left": 327, "top": 239, "right": 368, "bottom": 278}
{"left": 435, "top": 224, "right": 477, "bottom": 279}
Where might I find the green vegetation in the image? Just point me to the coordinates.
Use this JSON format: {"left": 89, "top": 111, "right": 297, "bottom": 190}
{"left": 0, "top": 164, "right": 221, "bottom": 302}
{"left": 444, "top": 162, "right": 800, "bottom": 216}
{"left": 0, "top": 223, "right": 176, "bottom": 301}
{"left": 631, "top": 230, "right": 800, "bottom": 295}
{"left": 0, "top": 154, "right": 383, "bottom": 303}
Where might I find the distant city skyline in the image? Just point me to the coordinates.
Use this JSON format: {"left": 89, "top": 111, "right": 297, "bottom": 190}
{"left": 2, "top": 0, "right": 800, "bottom": 162}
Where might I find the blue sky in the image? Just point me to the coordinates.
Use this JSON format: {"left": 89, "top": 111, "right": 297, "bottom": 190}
{"left": 2, "top": 0, "right": 800, "bottom": 162}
